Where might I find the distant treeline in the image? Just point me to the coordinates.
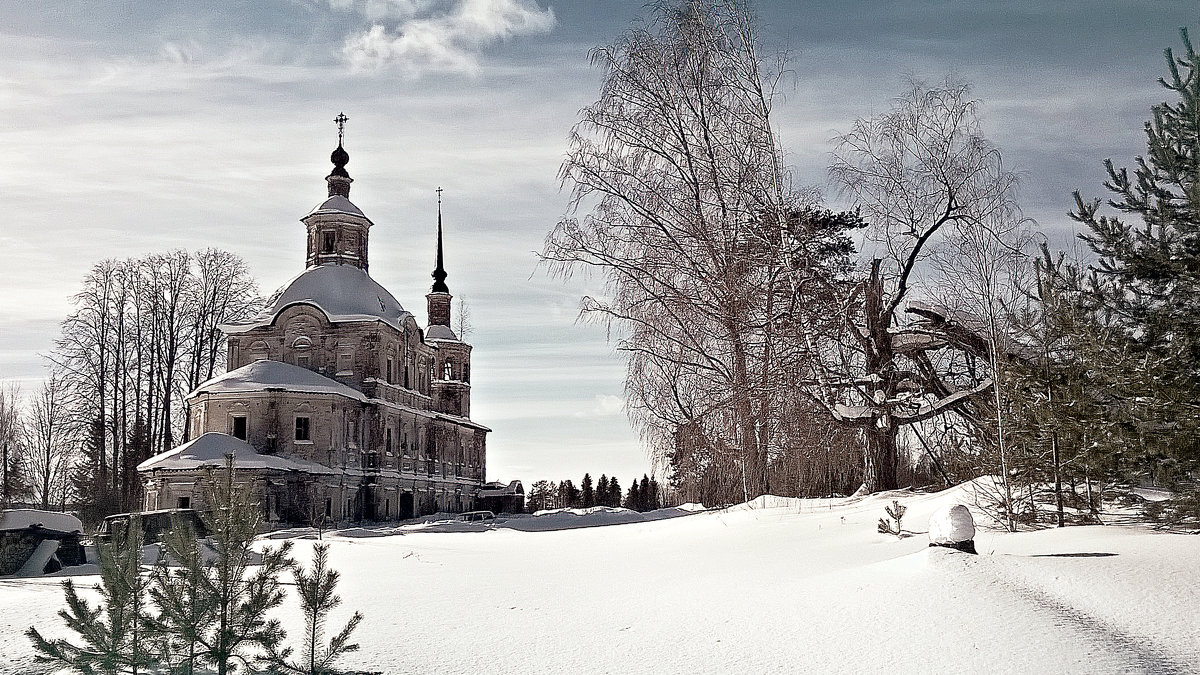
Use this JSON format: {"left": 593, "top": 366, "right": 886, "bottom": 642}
{"left": 525, "top": 473, "right": 664, "bottom": 513}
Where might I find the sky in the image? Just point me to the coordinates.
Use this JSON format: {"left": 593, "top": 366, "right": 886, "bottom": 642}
{"left": 0, "top": 0, "right": 1196, "bottom": 486}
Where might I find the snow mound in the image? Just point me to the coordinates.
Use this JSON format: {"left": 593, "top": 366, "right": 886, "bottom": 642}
{"left": 929, "top": 504, "right": 976, "bottom": 544}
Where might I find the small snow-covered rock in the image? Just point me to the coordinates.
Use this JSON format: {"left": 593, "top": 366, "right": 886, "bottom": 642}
{"left": 928, "top": 504, "right": 976, "bottom": 554}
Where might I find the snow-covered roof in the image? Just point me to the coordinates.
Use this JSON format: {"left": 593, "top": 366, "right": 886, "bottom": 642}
{"left": 223, "top": 264, "right": 411, "bottom": 333}
{"left": 426, "top": 324, "right": 458, "bottom": 341}
{"left": 306, "top": 194, "right": 368, "bottom": 219}
{"left": 0, "top": 509, "right": 84, "bottom": 534}
{"left": 137, "top": 432, "right": 339, "bottom": 475}
{"left": 189, "top": 359, "right": 367, "bottom": 402}
{"left": 477, "top": 480, "right": 523, "bottom": 498}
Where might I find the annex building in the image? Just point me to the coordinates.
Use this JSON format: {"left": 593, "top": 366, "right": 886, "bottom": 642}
{"left": 137, "top": 121, "right": 522, "bottom": 523}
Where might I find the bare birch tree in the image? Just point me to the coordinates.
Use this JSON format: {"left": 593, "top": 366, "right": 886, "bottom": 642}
{"left": 543, "top": 0, "right": 856, "bottom": 501}
{"left": 822, "top": 79, "right": 1022, "bottom": 492}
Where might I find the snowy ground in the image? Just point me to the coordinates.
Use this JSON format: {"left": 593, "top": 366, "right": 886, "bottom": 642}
{"left": 2, "top": 482, "right": 1198, "bottom": 674}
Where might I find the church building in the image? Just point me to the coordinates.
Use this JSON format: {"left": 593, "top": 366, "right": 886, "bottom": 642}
{"left": 137, "top": 118, "right": 521, "bottom": 523}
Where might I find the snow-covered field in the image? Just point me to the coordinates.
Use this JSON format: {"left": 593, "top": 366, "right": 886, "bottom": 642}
{"left": 2, "top": 483, "right": 1198, "bottom": 674}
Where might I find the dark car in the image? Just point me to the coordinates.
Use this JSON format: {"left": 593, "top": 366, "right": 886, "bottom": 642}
{"left": 96, "top": 508, "right": 209, "bottom": 543}
{"left": 458, "top": 510, "right": 495, "bottom": 522}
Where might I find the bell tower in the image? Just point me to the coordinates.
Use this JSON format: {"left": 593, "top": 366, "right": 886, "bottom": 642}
{"left": 426, "top": 188, "right": 472, "bottom": 417}
{"left": 302, "top": 112, "right": 373, "bottom": 271}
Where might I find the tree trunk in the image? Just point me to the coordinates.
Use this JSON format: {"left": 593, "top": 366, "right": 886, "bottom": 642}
{"left": 863, "top": 423, "right": 899, "bottom": 493}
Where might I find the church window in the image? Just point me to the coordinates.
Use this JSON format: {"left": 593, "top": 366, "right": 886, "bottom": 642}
{"left": 297, "top": 353, "right": 311, "bottom": 369}
{"left": 443, "top": 359, "right": 454, "bottom": 380}
{"left": 337, "top": 350, "right": 353, "bottom": 375}
{"left": 231, "top": 415, "right": 247, "bottom": 440}
{"left": 294, "top": 416, "right": 311, "bottom": 442}
{"left": 386, "top": 357, "right": 394, "bottom": 383}
{"left": 386, "top": 428, "right": 393, "bottom": 455}
{"left": 177, "top": 496, "right": 191, "bottom": 509}
{"left": 249, "top": 341, "right": 269, "bottom": 362}
{"left": 322, "top": 230, "right": 336, "bottom": 253}
{"left": 324, "top": 497, "right": 332, "bottom": 518}
{"left": 404, "top": 362, "right": 410, "bottom": 388}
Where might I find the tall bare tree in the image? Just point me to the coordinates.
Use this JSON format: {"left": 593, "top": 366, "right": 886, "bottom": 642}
{"left": 543, "top": 0, "right": 856, "bottom": 501}
{"left": 820, "top": 79, "right": 1022, "bottom": 493}
{"left": 25, "top": 374, "right": 75, "bottom": 510}
{"left": 51, "top": 249, "right": 260, "bottom": 514}
{"left": 0, "top": 383, "right": 29, "bottom": 506}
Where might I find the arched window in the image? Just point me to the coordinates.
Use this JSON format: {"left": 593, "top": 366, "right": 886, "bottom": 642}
{"left": 249, "top": 341, "right": 270, "bottom": 362}
{"left": 443, "top": 359, "right": 454, "bottom": 381}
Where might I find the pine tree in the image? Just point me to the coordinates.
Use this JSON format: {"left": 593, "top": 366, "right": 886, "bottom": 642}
{"left": 269, "top": 543, "right": 363, "bottom": 675}
{"left": 581, "top": 473, "right": 595, "bottom": 508}
{"left": 647, "top": 477, "right": 661, "bottom": 510}
{"left": 638, "top": 475, "right": 651, "bottom": 512}
{"left": 202, "top": 457, "right": 294, "bottom": 675}
{"left": 608, "top": 477, "right": 621, "bottom": 509}
{"left": 596, "top": 475, "right": 610, "bottom": 507}
{"left": 625, "top": 481, "right": 640, "bottom": 511}
{"left": 27, "top": 514, "right": 153, "bottom": 674}
{"left": 1070, "top": 25, "right": 1200, "bottom": 477}
{"left": 148, "top": 515, "right": 218, "bottom": 674}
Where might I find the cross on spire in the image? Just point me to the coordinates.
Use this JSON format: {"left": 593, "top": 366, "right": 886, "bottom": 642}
{"left": 432, "top": 186, "right": 449, "bottom": 293}
{"left": 334, "top": 112, "right": 349, "bottom": 145}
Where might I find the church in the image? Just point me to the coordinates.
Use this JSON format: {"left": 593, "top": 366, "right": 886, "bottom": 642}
{"left": 137, "top": 118, "right": 522, "bottom": 523}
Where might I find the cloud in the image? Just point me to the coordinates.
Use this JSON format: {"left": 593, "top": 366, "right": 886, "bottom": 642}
{"left": 338, "top": 0, "right": 556, "bottom": 76}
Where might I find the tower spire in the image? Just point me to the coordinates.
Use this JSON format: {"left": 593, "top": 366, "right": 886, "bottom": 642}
{"left": 327, "top": 112, "right": 352, "bottom": 198}
{"left": 432, "top": 186, "right": 449, "bottom": 293}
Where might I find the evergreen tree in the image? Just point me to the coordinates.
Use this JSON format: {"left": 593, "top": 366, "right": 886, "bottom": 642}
{"left": 27, "top": 514, "right": 153, "bottom": 674}
{"left": 625, "top": 481, "right": 640, "bottom": 511}
{"left": 526, "top": 480, "right": 553, "bottom": 513}
{"left": 639, "top": 475, "right": 651, "bottom": 512}
{"left": 1070, "top": 25, "right": 1200, "bottom": 477}
{"left": 148, "top": 515, "right": 218, "bottom": 674}
{"left": 608, "top": 477, "right": 621, "bottom": 508}
{"left": 596, "top": 475, "right": 610, "bottom": 507}
{"left": 558, "top": 479, "right": 580, "bottom": 509}
{"left": 269, "top": 543, "right": 363, "bottom": 675}
{"left": 201, "top": 458, "right": 294, "bottom": 675}
{"left": 647, "top": 477, "right": 661, "bottom": 510}
{"left": 581, "top": 473, "right": 595, "bottom": 508}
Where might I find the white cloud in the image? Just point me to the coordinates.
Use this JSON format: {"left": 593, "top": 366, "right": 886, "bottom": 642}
{"left": 340, "top": 0, "right": 556, "bottom": 76}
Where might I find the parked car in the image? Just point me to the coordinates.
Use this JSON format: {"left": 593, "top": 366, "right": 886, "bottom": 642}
{"left": 96, "top": 508, "right": 209, "bottom": 543}
{"left": 458, "top": 510, "right": 495, "bottom": 522}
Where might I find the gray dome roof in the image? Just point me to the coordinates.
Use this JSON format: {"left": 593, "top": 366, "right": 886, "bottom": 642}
{"left": 306, "top": 194, "right": 366, "bottom": 219}
{"left": 225, "top": 264, "right": 410, "bottom": 333}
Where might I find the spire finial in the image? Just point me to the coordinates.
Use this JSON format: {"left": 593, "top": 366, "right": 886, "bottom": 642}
{"left": 327, "top": 113, "right": 351, "bottom": 196}
{"left": 335, "top": 112, "right": 348, "bottom": 145}
{"left": 432, "top": 186, "right": 449, "bottom": 293}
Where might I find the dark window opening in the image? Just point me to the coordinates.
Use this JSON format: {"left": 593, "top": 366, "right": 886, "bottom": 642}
{"left": 177, "top": 496, "right": 191, "bottom": 509}
{"left": 322, "top": 230, "right": 336, "bottom": 253}
{"left": 295, "top": 416, "right": 311, "bottom": 442}
{"left": 232, "top": 416, "right": 247, "bottom": 440}
{"left": 324, "top": 497, "right": 332, "bottom": 518}
{"left": 386, "top": 428, "right": 392, "bottom": 454}
{"left": 365, "top": 452, "right": 379, "bottom": 469}
{"left": 386, "top": 357, "right": 394, "bottom": 383}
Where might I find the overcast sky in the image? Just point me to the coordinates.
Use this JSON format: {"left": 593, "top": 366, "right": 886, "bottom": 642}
{"left": 0, "top": 0, "right": 1195, "bottom": 486}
